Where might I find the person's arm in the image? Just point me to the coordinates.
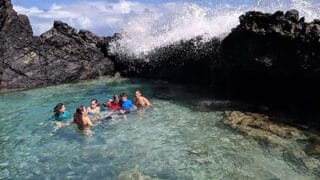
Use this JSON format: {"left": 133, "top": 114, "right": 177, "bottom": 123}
{"left": 129, "top": 100, "right": 136, "bottom": 109}
{"left": 102, "top": 102, "right": 108, "bottom": 107}
{"left": 143, "top": 97, "right": 153, "bottom": 107}
{"left": 86, "top": 117, "right": 93, "bottom": 126}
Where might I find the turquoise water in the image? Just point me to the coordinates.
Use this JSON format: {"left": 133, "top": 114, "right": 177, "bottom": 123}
{"left": 0, "top": 77, "right": 319, "bottom": 179}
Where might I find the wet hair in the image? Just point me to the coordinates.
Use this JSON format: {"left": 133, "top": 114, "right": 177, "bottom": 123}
{"left": 53, "top": 103, "right": 64, "bottom": 115}
{"left": 121, "top": 92, "right": 127, "bottom": 97}
{"left": 90, "top": 99, "right": 99, "bottom": 106}
{"left": 73, "top": 106, "right": 85, "bottom": 129}
{"left": 136, "top": 90, "right": 141, "bottom": 94}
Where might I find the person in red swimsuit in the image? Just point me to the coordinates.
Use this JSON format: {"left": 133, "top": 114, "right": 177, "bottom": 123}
{"left": 103, "top": 95, "right": 121, "bottom": 111}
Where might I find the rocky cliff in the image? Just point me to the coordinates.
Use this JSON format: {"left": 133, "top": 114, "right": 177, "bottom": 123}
{"left": 221, "top": 10, "right": 320, "bottom": 115}
{"left": 0, "top": 0, "right": 114, "bottom": 91}
{"left": 112, "top": 9, "right": 320, "bottom": 120}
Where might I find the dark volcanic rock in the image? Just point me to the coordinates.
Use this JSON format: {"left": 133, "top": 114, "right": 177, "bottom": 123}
{"left": 0, "top": 0, "right": 34, "bottom": 89}
{"left": 78, "top": 29, "right": 113, "bottom": 57}
{"left": 220, "top": 10, "right": 320, "bottom": 116}
{"left": 0, "top": 0, "right": 114, "bottom": 90}
{"left": 37, "top": 21, "right": 114, "bottom": 84}
{"left": 112, "top": 35, "right": 221, "bottom": 85}
{"left": 112, "top": 9, "right": 320, "bottom": 124}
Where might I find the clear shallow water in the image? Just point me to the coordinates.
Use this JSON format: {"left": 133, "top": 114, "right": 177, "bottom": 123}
{"left": 0, "top": 77, "right": 319, "bottom": 179}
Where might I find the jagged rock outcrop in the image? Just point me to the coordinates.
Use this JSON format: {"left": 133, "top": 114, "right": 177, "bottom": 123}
{"left": 0, "top": 0, "right": 34, "bottom": 89}
{"left": 111, "top": 36, "right": 221, "bottom": 84}
{"left": 78, "top": 29, "right": 113, "bottom": 57}
{"left": 0, "top": 0, "right": 114, "bottom": 90}
{"left": 112, "top": 9, "right": 320, "bottom": 122}
{"left": 221, "top": 10, "right": 320, "bottom": 115}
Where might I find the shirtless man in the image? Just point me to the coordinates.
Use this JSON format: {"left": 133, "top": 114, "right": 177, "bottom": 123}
{"left": 134, "top": 90, "right": 153, "bottom": 108}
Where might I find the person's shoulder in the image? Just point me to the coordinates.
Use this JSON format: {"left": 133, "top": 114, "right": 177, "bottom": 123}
{"left": 142, "top": 96, "right": 149, "bottom": 100}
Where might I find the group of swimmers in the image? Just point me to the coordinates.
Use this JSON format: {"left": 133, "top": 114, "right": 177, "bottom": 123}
{"left": 52, "top": 90, "right": 153, "bottom": 131}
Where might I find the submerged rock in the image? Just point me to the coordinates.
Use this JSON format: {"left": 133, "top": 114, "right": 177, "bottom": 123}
{"left": 224, "top": 111, "right": 320, "bottom": 170}
{"left": 305, "top": 136, "right": 320, "bottom": 155}
{"left": 0, "top": 0, "right": 114, "bottom": 91}
{"left": 224, "top": 111, "right": 303, "bottom": 141}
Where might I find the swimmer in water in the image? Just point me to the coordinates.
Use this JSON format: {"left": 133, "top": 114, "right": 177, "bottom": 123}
{"left": 53, "top": 103, "right": 71, "bottom": 128}
{"left": 53, "top": 103, "right": 70, "bottom": 121}
{"left": 120, "top": 92, "right": 134, "bottom": 113}
{"left": 73, "top": 106, "right": 93, "bottom": 133}
{"left": 134, "top": 90, "right": 153, "bottom": 108}
{"left": 103, "top": 95, "right": 121, "bottom": 112}
{"left": 87, "top": 99, "right": 100, "bottom": 115}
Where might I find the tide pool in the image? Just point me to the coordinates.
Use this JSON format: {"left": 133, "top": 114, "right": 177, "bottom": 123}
{"left": 0, "top": 77, "right": 319, "bottom": 179}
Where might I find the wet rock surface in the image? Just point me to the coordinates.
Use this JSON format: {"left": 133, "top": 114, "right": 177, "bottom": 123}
{"left": 224, "top": 111, "right": 320, "bottom": 170}
{"left": 0, "top": 0, "right": 114, "bottom": 91}
{"left": 224, "top": 111, "right": 304, "bottom": 142}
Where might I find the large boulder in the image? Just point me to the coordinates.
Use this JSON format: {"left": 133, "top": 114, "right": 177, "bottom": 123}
{"left": 220, "top": 10, "right": 320, "bottom": 114}
{"left": 0, "top": 0, "right": 114, "bottom": 90}
{"left": 37, "top": 21, "right": 114, "bottom": 84}
{"left": 0, "top": 0, "right": 34, "bottom": 89}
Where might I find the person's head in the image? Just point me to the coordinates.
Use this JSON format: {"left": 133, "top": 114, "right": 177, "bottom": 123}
{"left": 76, "top": 106, "right": 87, "bottom": 115}
{"left": 74, "top": 106, "right": 87, "bottom": 127}
{"left": 54, "top": 103, "right": 65, "bottom": 115}
{"left": 90, "top": 99, "right": 99, "bottom": 108}
{"left": 135, "top": 90, "right": 142, "bottom": 98}
{"left": 113, "top": 95, "right": 120, "bottom": 103}
{"left": 121, "top": 92, "right": 127, "bottom": 101}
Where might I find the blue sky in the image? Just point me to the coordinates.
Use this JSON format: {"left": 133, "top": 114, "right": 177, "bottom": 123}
{"left": 10, "top": 0, "right": 319, "bottom": 37}
{"left": 10, "top": 0, "right": 257, "bottom": 36}
{"left": 12, "top": 0, "right": 255, "bottom": 9}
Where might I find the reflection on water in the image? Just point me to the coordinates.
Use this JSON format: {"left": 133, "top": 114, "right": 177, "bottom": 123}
{"left": 0, "top": 77, "right": 319, "bottom": 179}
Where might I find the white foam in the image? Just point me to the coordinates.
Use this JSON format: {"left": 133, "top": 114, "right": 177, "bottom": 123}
{"left": 110, "top": 0, "right": 320, "bottom": 57}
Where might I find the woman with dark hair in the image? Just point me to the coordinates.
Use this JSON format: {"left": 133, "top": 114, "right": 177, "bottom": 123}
{"left": 73, "top": 106, "right": 93, "bottom": 131}
{"left": 53, "top": 103, "right": 70, "bottom": 121}
{"left": 87, "top": 99, "right": 100, "bottom": 115}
